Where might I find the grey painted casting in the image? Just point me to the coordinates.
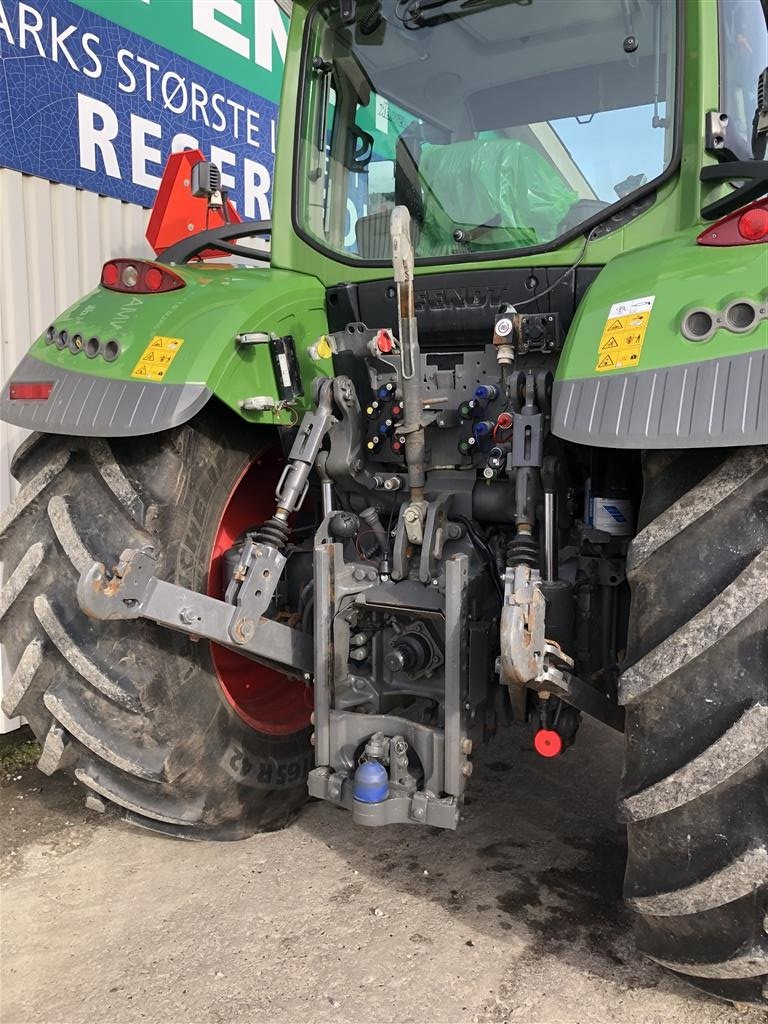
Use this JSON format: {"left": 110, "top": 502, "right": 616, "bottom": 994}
{"left": 552, "top": 349, "right": 768, "bottom": 449}
{"left": 1, "top": 353, "right": 211, "bottom": 437}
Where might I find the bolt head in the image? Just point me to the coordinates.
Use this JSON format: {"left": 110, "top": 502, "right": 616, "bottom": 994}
{"left": 232, "top": 617, "right": 255, "bottom": 643}
{"left": 461, "top": 761, "right": 474, "bottom": 778}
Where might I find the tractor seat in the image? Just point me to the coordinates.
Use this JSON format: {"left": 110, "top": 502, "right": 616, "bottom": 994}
{"left": 356, "top": 210, "right": 421, "bottom": 260}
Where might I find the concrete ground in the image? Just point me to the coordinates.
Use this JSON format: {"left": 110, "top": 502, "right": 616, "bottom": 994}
{"left": 0, "top": 718, "right": 760, "bottom": 1024}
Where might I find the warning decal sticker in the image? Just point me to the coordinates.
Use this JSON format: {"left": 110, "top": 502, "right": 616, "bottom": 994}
{"left": 131, "top": 336, "right": 185, "bottom": 382}
{"left": 595, "top": 296, "right": 654, "bottom": 372}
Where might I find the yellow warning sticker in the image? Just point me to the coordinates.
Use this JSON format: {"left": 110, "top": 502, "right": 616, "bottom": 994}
{"left": 131, "top": 336, "right": 184, "bottom": 382}
{"left": 595, "top": 296, "right": 654, "bottom": 372}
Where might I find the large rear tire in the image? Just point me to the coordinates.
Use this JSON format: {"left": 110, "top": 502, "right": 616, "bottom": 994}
{"left": 0, "top": 408, "right": 313, "bottom": 839}
{"left": 619, "top": 446, "right": 768, "bottom": 1006}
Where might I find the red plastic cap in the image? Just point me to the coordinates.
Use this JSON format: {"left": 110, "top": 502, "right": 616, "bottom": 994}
{"left": 376, "top": 330, "right": 394, "bottom": 354}
{"left": 534, "top": 728, "right": 563, "bottom": 758}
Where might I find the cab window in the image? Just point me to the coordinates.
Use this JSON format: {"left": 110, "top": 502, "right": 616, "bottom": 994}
{"left": 719, "top": 0, "right": 768, "bottom": 160}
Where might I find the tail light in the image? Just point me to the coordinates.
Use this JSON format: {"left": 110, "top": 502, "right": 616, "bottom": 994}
{"left": 9, "top": 382, "right": 54, "bottom": 400}
{"left": 101, "top": 259, "right": 185, "bottom": 293}
{"left": 697, "top": 198, "right": 768, "bottom": 246}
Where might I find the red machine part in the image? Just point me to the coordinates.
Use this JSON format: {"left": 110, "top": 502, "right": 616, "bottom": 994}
{"left": 145, "top": 149, "right": 241, "bottom": 258}
{"left": 375, "top": 329, "right": 394, "bottom": 354}
{"left": 534, "top": 728, "right": 564, "bottom": 758}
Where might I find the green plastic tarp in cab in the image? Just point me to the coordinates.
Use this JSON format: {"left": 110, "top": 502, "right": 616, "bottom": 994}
{"left": 417, "top": 139, "right": 578, "bottom": 256}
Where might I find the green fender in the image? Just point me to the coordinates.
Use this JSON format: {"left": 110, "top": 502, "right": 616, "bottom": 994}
{"left": 552, "top": 232, "right": 768, "bottom": 448}
{"left": 0, "top": 265, "right": 332, "bottom": 436}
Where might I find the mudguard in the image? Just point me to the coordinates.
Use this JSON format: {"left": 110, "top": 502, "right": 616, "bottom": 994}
{"left": 552, "top": 233, "right": 768, "bottom": 448}
{"left": 0, "top": 264, "right": 332, "bottom": 437}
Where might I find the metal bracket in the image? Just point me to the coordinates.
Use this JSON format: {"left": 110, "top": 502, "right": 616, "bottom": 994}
{"left": 77, "top": 548, "right": 313, "bottom": 677}
{"left": 309, "top": 517, "right": 470, "bottom": 829}
{"left": 418, "top": 493, "right": 451, "bottom": 583}
{"left": 499, "top": 564, "right": 546, "bottom": 686}
{"left": 324, "top": 376, "right": 379, "bottom": 495}
{"left": 536, "top": 661, "right": 625, "bottom": 733}
{"left": 224, "top": 540, "right": 285, "bottom": 619}
{"left": 498, "top": 566, "right": 624, "bottom": 732}
{"left": 307, "top": 767, "right": 460, "bottom": 829}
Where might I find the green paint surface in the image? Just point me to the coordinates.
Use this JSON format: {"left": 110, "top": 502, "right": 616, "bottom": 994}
{"left": 31, "top": 265, "right": 331, "bottom": 425}
{"left": 556, "top": 233, "right": 768, "bottom": 382}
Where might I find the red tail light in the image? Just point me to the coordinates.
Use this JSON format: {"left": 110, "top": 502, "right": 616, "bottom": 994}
{"left": 100, "top": 259, "right": 185, "bottom": 293}
{"left": 9, "top": 382, "right": 54, "bottom": 400}
{"left": 698, "top": 198, "right": 768, "bottom": 246}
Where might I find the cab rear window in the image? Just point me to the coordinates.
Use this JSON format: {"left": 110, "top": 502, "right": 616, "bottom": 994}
{"left": 718, "top": 0, "right": 768, "bottom": 160}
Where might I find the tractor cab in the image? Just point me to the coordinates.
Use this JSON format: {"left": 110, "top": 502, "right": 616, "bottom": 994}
{"left": 293, "top": 0, "right": 677, "bottom": 263}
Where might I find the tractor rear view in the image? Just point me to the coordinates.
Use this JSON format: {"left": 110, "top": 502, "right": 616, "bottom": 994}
{"left": 1, "top": 0, "right": 766, "bottom": 1006}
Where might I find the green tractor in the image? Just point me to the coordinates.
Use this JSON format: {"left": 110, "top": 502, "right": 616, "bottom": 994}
{"left": 1, "top": 0, "right": 766, "bottom": 1005}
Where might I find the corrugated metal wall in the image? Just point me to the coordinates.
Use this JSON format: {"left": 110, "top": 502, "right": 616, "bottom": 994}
{"left": 0, "top": 169, "right": 152, "bottom": 731}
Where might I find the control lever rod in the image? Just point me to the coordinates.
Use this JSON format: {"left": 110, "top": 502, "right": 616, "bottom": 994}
{"left": 390, "top": 206, "right": 425, "bottom": 504}
{"left": 541, "top": 456, "right": 559, "bottom": 582}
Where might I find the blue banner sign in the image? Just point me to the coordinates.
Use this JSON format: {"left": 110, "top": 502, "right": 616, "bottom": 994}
{"left": 0, "top": 0, "right": 282, "bottom": 216}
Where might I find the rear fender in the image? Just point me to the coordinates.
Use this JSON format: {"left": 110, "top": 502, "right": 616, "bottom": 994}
{"left": 0, "top": 264, "right": 332, "bottom": 437}
{"left": 552, "top": 233, "right": 767, "bottom": 448}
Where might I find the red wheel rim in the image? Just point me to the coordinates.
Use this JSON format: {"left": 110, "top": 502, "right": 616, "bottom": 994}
{"left": 207, "top": 448, "right": 312, "bottom": 735}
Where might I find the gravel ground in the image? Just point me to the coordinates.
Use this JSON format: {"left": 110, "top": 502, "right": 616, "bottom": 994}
{"left": 0, "top": 718, "right": 761, "bottom": 1024}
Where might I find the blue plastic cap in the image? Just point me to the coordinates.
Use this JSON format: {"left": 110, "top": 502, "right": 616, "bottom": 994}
{"left": 353, "top": 760, "right": 389, "bottom": 804}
